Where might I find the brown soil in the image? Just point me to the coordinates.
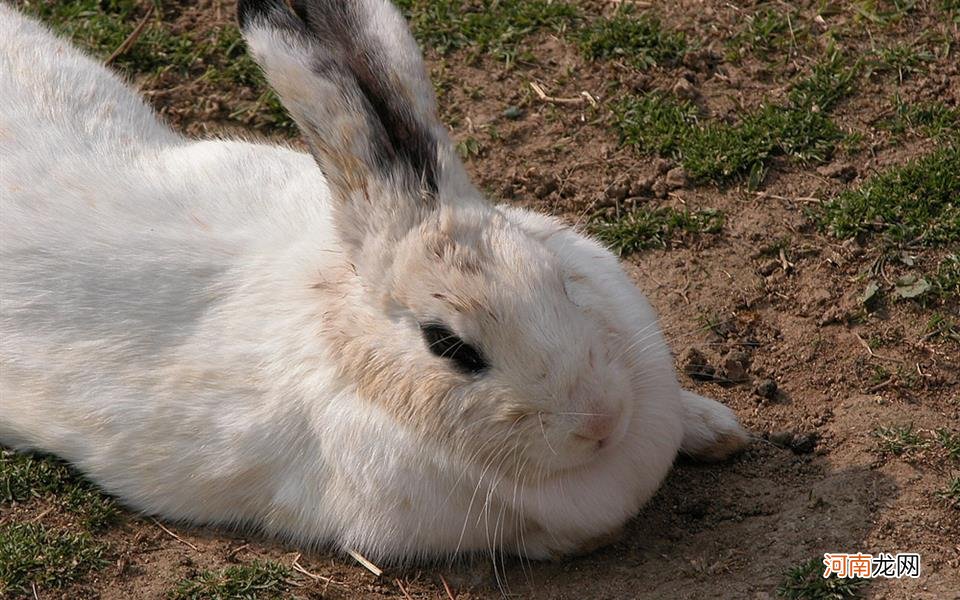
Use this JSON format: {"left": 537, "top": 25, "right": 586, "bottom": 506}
{"left": 5, "top": 1, "right": 959, "bottom": 598}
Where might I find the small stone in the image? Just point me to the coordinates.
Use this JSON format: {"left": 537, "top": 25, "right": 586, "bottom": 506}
{"left": 769, "top": 430, "right": 794, "bottom": 448}
{"left": 502, "top": 106, "right": 523, "bottom": 120}
{"left": 664, "top": 166, "right": 689, "bottom": 190}
{"left": 683, "top": 348, "right": 716, "bottom": 381}
{"left": 754, "top": 378, "right": 777, "bottom": 400}
{"left": 652, "top": 179, "right": 670, "bottom": 199}
{"left": 816, "top": 162, "right": 857, "bottom": 182}
{"left": 606, "top": 182, "right": 629, "bottom": 202}
{"left": 672, "top": 77, "right": 699, "bottom": 101}
{"left": 721, "top": 351, "right": 750, "bottom": 383}
{"left": 629, "top": 176, "right": 655, "bottom": 197}
{"left": 790, "top": 433, "right": 817, "bottom": 454}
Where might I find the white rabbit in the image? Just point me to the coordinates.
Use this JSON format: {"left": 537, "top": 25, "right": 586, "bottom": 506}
{"left": 0, "top": 0, "right": 748, "bottom": 562}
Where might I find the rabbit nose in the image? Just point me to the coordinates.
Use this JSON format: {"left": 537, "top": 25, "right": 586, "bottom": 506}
{"left": 573, "top": 413, "right": 616, "bottom": 445}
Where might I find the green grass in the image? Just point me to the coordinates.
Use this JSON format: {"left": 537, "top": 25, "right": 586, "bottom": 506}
{"left": 612, "top": 51, "right": 857, "bottom": 186}
{"left": 170, "top": 562, "right": 292, "bottom": 600}
{"left": 579, "top": 8, "right": 686, "bottom": 69}
{"left": 820, "top": 145, "right": 960, "bottom": 245}
{"left": 589, "top": 207, "right": 724, "bottom": 255}
{"left": 873, "top": 423, "right": 927, "bottom": 455}
{"left": 613, "top": 92, "right": 700, "bottom": 157}
{"left": 934, "top": 254, "right": 960, "bottom": 300}
{"left": 1, "top": 450, "right": 120, "bottom": 530}
{"left": 726, "top": 7, "right": 794, "bottom": 59}
{"left": 788, "top": 51, "right": 860, "bottom": 113}
{"left": 395, "top": 0, "right": 579, "bottom": 63}
{"left": 882, "top": 99, "right": 960, "bottom": 141}
{"left": 777, "top": 558, "right": 868, "bottom": 599}
{"left": 937, "top": 476, "right": 960, "bottom": 509}
{"left": 869, "top": 43, "right": 934, "bottom": 83}
{"left": 937, "top": 428, "right": 960, "bottom": 461}
{"left": 0, "top": 522, "right": 108, "bottom": 597}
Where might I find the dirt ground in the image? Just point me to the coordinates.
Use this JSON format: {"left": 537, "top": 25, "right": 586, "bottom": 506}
{"left": 3, "top": 1, "right": 959, "bottom": 599}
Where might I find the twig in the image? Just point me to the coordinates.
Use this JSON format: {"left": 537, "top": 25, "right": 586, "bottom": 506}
{"left": 31, "top": 583, "right": 40, "bottom": 600}
{"left": 394, "top": 578, "right": 415, "bottom": 600}
{"left": 291, "top": 553, "right": 343, "bottom": 590}
{"left": 440, "top": 573, "right": 457, "bottom": 600}
{"left": 106, "top": 3, "right": 155, "bottom": 66}
{"left": 529, "top": 82, "right": 597, "bottom": 106}
{"left": 853, "top": 333, "right": 905, "bottom": 364}
{"left": 346, "top": 548, "right": 383, "bottom": 577}
{"left": 151, "top": 518, "right": 200, "bottom": 552}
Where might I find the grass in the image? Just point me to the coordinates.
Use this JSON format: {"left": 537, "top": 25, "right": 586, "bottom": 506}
{"left": 726, "top": 7, "right": 794, "bottom": 59}
{"left": 589, "top": 207, "right": 724, "bottom": 255}
{"left": 170, "top": 562, "right": 292, "bottom": 600}
{"left": 395, "top": 0, "right": 578, "bottom": 63}
{"left": 882, "top": 98, "right": 960, "bottom": 141}
{"left": 937, "top": 428, "right": 960, "bottom": 461}
{"left": 873, "top": 423, "right": 927, "bottom": 455}
{"left": 869, "top": 43, "right": 933, "bottom": 83}
{"left": 578, "top": 8, "right": 686, "bottom": 69}
{"left": 0, "top": 522, "right": 108, "bottom": 597}
{"left": 819, "top": 145, "right": 960, "bottom": 245}
{"left": 937, "top": 476, "right": 960, "bottom": 509}
{"left": 1, "top": 450, "right": 120, "bottom": 530}
{"left": 777, "top": 557, "right": 868, "bottom": 599}
{"left": 612, "top": 50, "right": 857, "bottom": 186}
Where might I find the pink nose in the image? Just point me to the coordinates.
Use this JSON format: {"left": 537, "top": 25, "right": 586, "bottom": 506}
{"left": 574, "top": 413, "right": 616, "bottom": 443}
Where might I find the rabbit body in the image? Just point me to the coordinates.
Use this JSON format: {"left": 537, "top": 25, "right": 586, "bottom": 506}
{"left": 0, "top": 2, "right": 747, "bottom": 562}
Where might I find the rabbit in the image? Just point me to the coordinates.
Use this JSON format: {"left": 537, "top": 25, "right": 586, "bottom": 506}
{"left": 0, "top": 0, "right": 749, "bottom": 562}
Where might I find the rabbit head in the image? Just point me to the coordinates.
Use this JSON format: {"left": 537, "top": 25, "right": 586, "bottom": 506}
{"left": 239, "top": 0, "right": 657, "bottom": 483}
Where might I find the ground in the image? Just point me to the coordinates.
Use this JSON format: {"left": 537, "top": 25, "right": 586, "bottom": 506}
{"left": 2, "top": 1, "right": 958, "bottom": 598}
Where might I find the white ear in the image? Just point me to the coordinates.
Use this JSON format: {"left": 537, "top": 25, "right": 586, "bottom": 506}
{"left": 238, "top": 0, "right": 476, "bottom": 253}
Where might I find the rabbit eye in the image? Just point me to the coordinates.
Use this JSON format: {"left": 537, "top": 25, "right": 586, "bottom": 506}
{"left": 419, "top": 322, "right": 488, "bottom": 375}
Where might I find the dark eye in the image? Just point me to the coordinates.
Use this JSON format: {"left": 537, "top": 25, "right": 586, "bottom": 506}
{"left": 419, "top": 322, "right": 489, "bottom": 375}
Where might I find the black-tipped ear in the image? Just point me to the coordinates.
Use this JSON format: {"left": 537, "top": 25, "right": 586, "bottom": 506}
{"left": 238, "top": 0, "right": 443, "bottom": 202}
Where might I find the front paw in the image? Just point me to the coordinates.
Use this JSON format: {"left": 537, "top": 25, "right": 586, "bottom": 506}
{"left": 678, "top": 390, "right": 749, "bottom": 462}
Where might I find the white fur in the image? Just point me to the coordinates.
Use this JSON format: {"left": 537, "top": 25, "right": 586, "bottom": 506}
{"left": 0, "top": 2, "right": 747, "bottom": 562}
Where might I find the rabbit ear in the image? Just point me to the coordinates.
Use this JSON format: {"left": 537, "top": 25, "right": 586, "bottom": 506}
{"left": 238, "top": 0, "right": 474, "bottom": 250}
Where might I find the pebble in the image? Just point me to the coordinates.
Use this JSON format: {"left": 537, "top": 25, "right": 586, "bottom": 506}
{"left": 665, "top": 166, "right": 689, "bottom": 190}
{"left": 754, "top": 378, "right": 778, "bottom": 400}
{"left": 683, "top": 348, "right": 716, "bottom": 381}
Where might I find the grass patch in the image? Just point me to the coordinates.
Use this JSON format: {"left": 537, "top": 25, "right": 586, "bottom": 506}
{"left": 873, "top": 423, "right": 927, "bottom": 455}
{"left": 395, "top": 0, "right": 578, "bottom": 63}
{"left": 869, "top": 43, "right": 934, "bottom": 83}
{"left": 777, "top": 557, "right": 868, "bottom": 599}
{"left": 882, "top": 98, "right": 960, "bottom": 141}
{"left": 1, "top": 450, "right": 120, "bottom": 530}
{"left": 936, "top": 428, "right": 960, "bottom": 461}
{"left": 788, "top": 50, "right": 860, "bottom": 113}
{"left": 589, "top": 207, "right": 724, "bottom": 255}
{"left": 613, "top": 51, "right": 856, "bottom": 186}
{"left": 170, "top": 562, "right": 291, "bottom": 600}
{"left": 937, "top": 476, "right": 960, "bottom": 509}
{"left": 726, "top": 7, "right": 795, "bottom": 59}
{"left": 820, "top": 145, "right": 960, "bottom": 245}
{"left": 0, "top": 522, "right": 108, "bottom": 597}
{"left": 579, "top": 8, "right": 686, "bottom": 69}
{"left": 613, "top": 92, "right": 700, "bottom": 157}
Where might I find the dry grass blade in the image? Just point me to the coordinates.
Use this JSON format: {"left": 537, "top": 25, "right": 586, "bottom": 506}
{"left": 290, "top": 553, "right": 344, "bottom": 589}
{"left": 440, "top": 573, "right": 457, "bottom": 600}
{"left": 346, "top": 547, "right": 383, "bottom": 577}
{"left": 394, "top": 578, "right": 415, "bottom": 600}
{"left": 105, "top": 3, "right": 155, "bottom": 66}
{"left": 151, "top": 518, "right": 199, "bottom": 552}
{"left": 530, "top": 81, "right": 595, "bottom": 106}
